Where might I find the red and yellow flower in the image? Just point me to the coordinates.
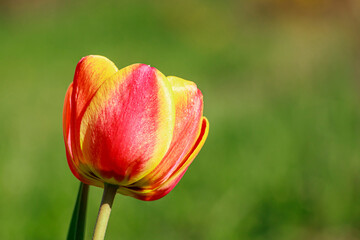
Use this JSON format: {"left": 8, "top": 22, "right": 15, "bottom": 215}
{"left": 63, "top": 55, "right": 209, "bottom": 201}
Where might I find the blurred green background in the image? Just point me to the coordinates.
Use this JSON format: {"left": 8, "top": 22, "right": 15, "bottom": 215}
{"left": 0, "top": 0, "right": 360, "bottom": 239}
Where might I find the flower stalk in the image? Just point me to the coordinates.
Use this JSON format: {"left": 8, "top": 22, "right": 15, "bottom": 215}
{"left": 92, "top": 184, "right": 119, "bottom": 240}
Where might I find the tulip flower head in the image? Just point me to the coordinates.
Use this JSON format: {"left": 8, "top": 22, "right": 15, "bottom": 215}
{"left": 63, "top": 55, "right": 209, "bottom": 201}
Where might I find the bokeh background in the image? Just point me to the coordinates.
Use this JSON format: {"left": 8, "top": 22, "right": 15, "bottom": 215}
{"left": 0, "top": 0, "right": 360, "bottom": 239}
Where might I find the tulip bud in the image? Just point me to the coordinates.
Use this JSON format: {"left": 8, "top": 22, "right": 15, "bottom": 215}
{"left": 63, "top": 55, "right": 209, "bottom": 201}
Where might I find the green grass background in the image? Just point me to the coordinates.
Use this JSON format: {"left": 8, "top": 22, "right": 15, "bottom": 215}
{"left": 0, "top": 0, "right": 359, "bottom": 239}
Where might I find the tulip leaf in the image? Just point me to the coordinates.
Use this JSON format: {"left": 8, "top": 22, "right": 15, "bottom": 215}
{"left": 67, "top": 182, "right": 89, "bottom": 240}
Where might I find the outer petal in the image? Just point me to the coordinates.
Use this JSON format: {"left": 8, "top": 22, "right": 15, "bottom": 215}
{"left": 63, "top": 83, "right": 73, "bottom": 155}
{"left": 132, "top": 76, "right": 204, "bottom": 189}
{"left": 72, "top": 55, "right": 118, "bottom": 118}
{"left": 63, "top": 83, "right": 95, "bottom": 185}
{"left": 120, "top": 117, "right": 209, "bottom": 201}
{"left": 80, "top": 64, "right": 176, "bottom": 186}
{"left": 70, "top": 56, "right": 118, "bottom": 168}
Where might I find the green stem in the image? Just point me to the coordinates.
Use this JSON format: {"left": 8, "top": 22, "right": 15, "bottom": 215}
{"left": 92, "top": 183, "right": 118, "bottom": 240}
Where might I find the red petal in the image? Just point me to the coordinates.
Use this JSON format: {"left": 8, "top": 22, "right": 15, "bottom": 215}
{"left": 80, "top": 64, "right": 175, "bottom": 185}
{"left": 122, "top": 117, "right": 209, "bottom": 201}
{"left": 133, "top": 76, "right": 204, "bottom": 189}
{"left": 63, "top": 83, "right": 95, "bottom": 185}
{"left": 70, "top": 56, "right": 118, "bottom": 167}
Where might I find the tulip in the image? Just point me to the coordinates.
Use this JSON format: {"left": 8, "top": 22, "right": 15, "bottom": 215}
{"left": 63, "top": 55, "right": 209, "bottom": 201}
